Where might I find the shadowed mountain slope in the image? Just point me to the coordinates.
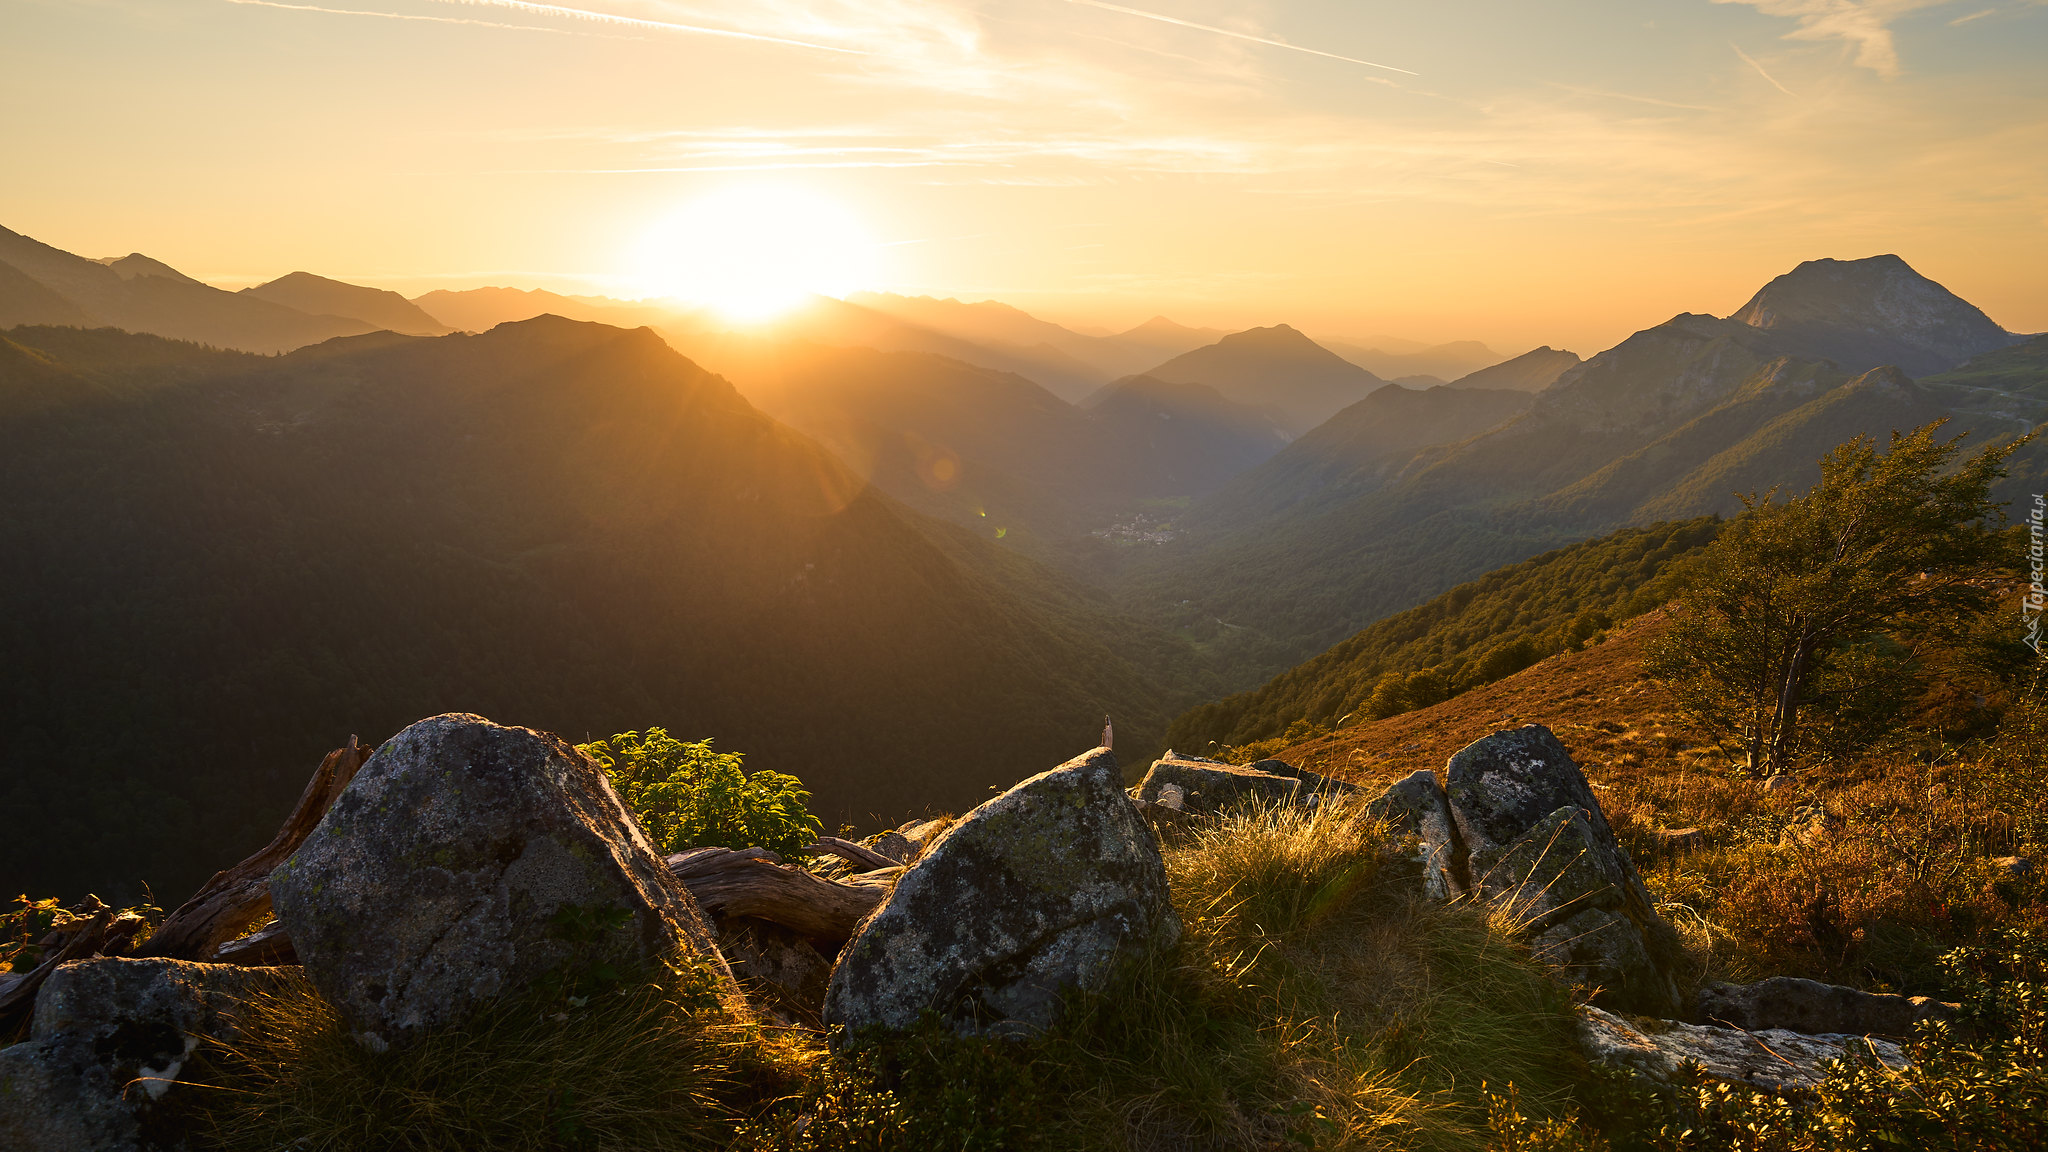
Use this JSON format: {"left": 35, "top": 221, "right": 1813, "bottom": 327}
{"left": 1323, "top": 338, "right": 1502, "bottom": 383}
{"left": 0, "top": 225, "right": 375, "bottom": 352}
{"left": 0, "top": 319, "right": 1192, "bottom": 902}
{"left": 244, "top": 271, "right": 451, "bottom": 336}
{"left": 1167, "top": 519, "right": 1718, "bottom": 753}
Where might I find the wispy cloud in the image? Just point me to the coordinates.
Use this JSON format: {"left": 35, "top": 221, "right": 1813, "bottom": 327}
{"left": 1730, "top": 42, "right": 1798, "bottom": 94}
{"left": 1055, "top": 0, "right": 1416, "bottom": 75}
{"left": 1546, "top": 82, "right": 1723, "bottom": 113}
{"left": 1948, "top": 6, "right": 1997, "bottom": 23}
{"left": 1714, "top": 0, "right": 1957, "bottom": 77}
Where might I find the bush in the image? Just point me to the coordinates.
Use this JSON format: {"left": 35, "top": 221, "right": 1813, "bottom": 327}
{"left": 579, "top": 728, "right": 822, "bottom": 857}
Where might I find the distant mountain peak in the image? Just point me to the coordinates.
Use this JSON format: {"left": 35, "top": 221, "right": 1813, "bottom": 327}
{"left": 100, "top": 253, "right": 204, "bottom": 285}
{"left": 1728, "top": 254, "right": 2016, "bottom": 375}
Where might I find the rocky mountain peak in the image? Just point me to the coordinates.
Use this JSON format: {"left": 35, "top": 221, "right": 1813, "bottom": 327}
{"left": 1729, "top": 255, "right": 2016, "bottom": 376}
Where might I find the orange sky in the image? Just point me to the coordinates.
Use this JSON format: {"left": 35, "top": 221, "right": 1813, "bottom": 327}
{"left": 4, "top": 0, "right": 2044, "bottom": 355}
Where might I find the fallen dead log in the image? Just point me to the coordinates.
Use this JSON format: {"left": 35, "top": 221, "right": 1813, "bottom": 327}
{"left": 136, "top": 736, "right": 370, "bottom": 961}
{"left": 668, "top": 852, "right": 888, "bottom": 943}
{"left": 212, "top": 919, "right": 296, "bottom": 967}
{"left": 806, "top": 836, "right": 901, "bottom": 871}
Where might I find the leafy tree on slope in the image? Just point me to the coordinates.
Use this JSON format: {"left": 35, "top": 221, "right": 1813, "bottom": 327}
{"left": 579, "top": 729, "right": 822, "bottom": 857}
{"left": 1648, "top": 421, "right": 2026, "bottom": 776}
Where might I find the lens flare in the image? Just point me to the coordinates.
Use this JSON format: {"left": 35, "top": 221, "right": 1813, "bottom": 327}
{"left": 627, "top": 184, "right": 877, "bottom": 322}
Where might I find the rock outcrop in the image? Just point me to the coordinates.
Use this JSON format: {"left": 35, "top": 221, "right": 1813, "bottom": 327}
{"left": 825, "top": 747, "right": 1179, "bottom": 1041}
{"left": 1364, "top": 769, "right": 1463, "bottom": 898}
{"left": 1446, "top": 726, "right": 1683, "bottom": 1016}
{"left": 1579, "top": 1006, "right": 1906, "bottom": 1093}
{"left": 0, "top": 958, "right": 299, "bottom": 1152}
{"left": 270, "top": 713, "right": 738, "bottom": 1050}
{"left": 1133, "top": 753, "right": 1355, "bottom": 818}
{"left": 1697, "top": 976, "right": 1958, "bottom": 1038}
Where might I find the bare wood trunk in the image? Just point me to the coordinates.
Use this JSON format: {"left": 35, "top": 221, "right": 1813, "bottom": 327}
{"left": 1766, "top": 633, "right": 1816, "bottom": 775}
{"left": 668, "top": 852, "right": 887, "bottom": 943}
{"left": 136, "top": 736, "right": 370, "bottom": 961}
{"left": 806, "top": 836, "right": 901, "bottom": 871}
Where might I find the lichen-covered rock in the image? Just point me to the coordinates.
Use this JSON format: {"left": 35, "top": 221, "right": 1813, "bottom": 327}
{"left": 1447, "top": 726, "right": 1682, "bottom": 1016}
{"left": 270, "top": 713, "right": 738, "bottom": 1050}
{"left": 1579, "top": 1006, "right": 1906, "bottom": 1093}
{"left": 1365, "top": 769, "right": 1463, "bottom": 898}
{"left": 825, "top": 747, "right": 1179, "bottom": 1041}
{"left": 0, "top": 958, "right": 300, "bottom": 1152}
{"left": 1133, "top": 754, "right": 1301, "bottom": 814}
{"left": 1697, "top": 976, "right": 1957, "bottom": 1037}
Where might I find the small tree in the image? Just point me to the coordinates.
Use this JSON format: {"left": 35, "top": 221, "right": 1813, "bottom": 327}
{"left": 1647, "top": 421, "right": 2025, "bottom": 775}
{"left": 578, "top": 728, "right": 822, "bottom": 857}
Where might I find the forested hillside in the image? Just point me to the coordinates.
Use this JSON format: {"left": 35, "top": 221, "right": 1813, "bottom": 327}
{"left": 0, "top": 320, "right": 1196, "bottom": 903}
{"left": 1166, "top": 518, "right": 1719, "bottom": 753}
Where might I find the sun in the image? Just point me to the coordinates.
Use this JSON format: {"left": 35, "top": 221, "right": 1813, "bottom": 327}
{"left": 628, "top": 184, "right": 877, "bottom": 323}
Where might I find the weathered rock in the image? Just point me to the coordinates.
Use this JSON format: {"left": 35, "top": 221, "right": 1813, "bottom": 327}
{"left": 1579, "top": 1006, "right": 1906, "bottom": 1093}
{"left": 270, "top": 713, "right": 738, "bottom": 1050}
{"left": 869, "top": 831, "right": 917, "bottom": 864}
{"left": 1993, "top": 855, "right": 2034, "bottom": 879}
{"left": 1364, "top": 769, "right": 1463, "bottom": 898}
{"left": 0, "top": 958, "right": 300, "bottom": 1151}
{"left": 1447, "top": 726, "right": 1682, "bottom": 1016}
{"left": 1697, "top": 976, "right": 1958, "bottom": 1037}
{"left": 1133, "top": 754, "right": 1301, "bottom": 815}
{"left": 825, "top": 747, "right": 1179, "bottom": 1041}
{"left": 1253, "top": 759, "right": 1362, "bottom": 799}
{"left": 718, "top": 918, "right": 832, "bottom": 1027}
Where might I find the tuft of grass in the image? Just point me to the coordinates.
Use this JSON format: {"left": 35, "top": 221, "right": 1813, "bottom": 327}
{"left": 742, "top": 797, "right": 1585, "bottom": 1151}
{"left": 187, "top": 959, "right": 779, "bottom": 1152}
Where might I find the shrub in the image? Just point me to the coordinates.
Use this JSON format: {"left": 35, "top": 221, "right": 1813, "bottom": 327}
{"left": 579, "top": 728, "right": 822, "bottom": 857}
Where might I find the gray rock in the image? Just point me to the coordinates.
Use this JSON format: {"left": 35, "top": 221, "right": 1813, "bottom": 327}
{"left": 0, "top": 958, "right": 300, "bottom": 1151}
{"left": 718, "top": 918, "right": 832, "bottom": 1027}
{"left": 868, "top": 831, "right": 917, "bottom": 864}
{"left": 1133, "top": 754, "right": 1301, "bottom": 815}
{"left": 824, "top": 747, "right": 1180, "bottom": 1041}
{"left": 1697, "top": 976, "right": 1957, "bottom": 1037}
{"left": 1992, "top": 855, "right": 2032, "bottom": 879}
{"left": 1364, "top": 769, "right": 1463, "bottom": 898}
{"left": 270, "top": 713, "right": 738, "bottom": 1050}
{"left": 1579, "top": 1005, "right": 1905, "bottom": 1093}
{"left": 1251, "top": 759, "right": 1361, "bottom": 798}
{"left": 1447, "top": 726, "right": 1682, "bottom": 1016}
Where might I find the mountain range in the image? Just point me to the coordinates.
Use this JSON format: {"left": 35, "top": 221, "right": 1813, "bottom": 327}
{"left": 1126, "top": 254, "right": 2039, "bottom": 692}
{"left": 0, "top": 318, "right": 1201, "bottom": 902}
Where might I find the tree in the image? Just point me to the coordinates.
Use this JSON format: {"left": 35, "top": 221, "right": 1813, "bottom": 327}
{"left": 1648, "top": 421, "right": 2026, "bottom": 775}
{"left": 578, "top": 728, "right": 823, "bottom": 857}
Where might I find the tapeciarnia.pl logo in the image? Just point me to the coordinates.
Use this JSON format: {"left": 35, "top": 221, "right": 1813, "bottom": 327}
{"left": 2026, "top": 493, "right": 2045, "bottom": 656}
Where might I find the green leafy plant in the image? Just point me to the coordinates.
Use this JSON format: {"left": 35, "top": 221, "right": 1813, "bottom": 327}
{"left": 579, "top": 728, "right": 822, "bottom": 857}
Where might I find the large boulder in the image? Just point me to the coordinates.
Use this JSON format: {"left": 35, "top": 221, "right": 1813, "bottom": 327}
{"left": 825, "top": 747, "right": 1180, "bottom": 1041}
{"left": 1446, "top": 726, "right": 1682, "bottom": 1016}
{"left": 1579, "top": 1006, "right": 1906, "bottom": 1093}
{"left": 1698, "top": 976, "right": 1958, "bottom": 1037}
{"left": 1133, "top": 754, "right": 1302, "bottom": 814}
{"left": 270, "top": 713, "right": 738, "bottom": 1050}
{"left": 0, "top": 958, "right": 299, "bottom": 1152}
{"left": 1364, "top": 769, "right": 1463, "bottom": 899}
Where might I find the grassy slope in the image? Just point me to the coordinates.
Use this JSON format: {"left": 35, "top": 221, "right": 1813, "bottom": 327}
{"left": 1275, "top": 610, "right": 2048, "bottom": 995}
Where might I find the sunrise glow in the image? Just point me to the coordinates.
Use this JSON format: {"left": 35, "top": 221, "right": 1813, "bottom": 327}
{"left": 627, "top": 185, "right": 878, "bottom": 322}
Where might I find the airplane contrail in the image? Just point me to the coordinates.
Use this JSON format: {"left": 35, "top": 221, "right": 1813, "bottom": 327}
{"left": 1059, "top": 0, "right": 1416, "bottom": 75}
{"left": 223, "top": 0, "right": 587, "bottom": 35}
{"left": 1731, "top": 42, "right": 1796, "bottom": 96}
{"left": 435, "top": 0, "right": 867, "bottom": 53}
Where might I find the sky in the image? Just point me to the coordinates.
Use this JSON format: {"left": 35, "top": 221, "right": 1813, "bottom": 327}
{"left": 3, "top": 0, "right": 2045, "bottom": 355}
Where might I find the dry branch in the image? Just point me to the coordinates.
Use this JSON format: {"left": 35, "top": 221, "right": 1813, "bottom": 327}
{"left": 136, "top": 736, "right": 369, "bottom": 961}
{"left": 806, "top": 836, "right": 901, "bottom": 871}
{"left": 668, "top": 852, "right": 887, "bottom": 942}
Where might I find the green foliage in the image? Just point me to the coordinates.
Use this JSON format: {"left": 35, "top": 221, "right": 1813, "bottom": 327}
{"left": 1647, "top": 422, "right": 2025, "bottom": 775}
{"left": 579, "top": 729, "right": 822, "bottom": 857}
{"left": 2, "top": 892, "right": 161, "bottom": 976}
{"left": 1171, "top": 518, "right": 1720, "bottom": 752}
